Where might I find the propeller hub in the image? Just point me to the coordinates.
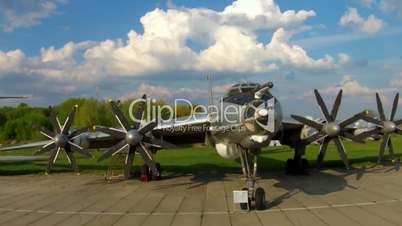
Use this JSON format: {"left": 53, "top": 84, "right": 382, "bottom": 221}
{"left": 54, "top": 134, "right": 68, "bottom": 147}
{"left": 324, "top": 122, "right": 341, "bottom": 137}
{"left": 382, "top": 121, "right": 396, "bottom": 133}
{"left": 125, "top": 130, "right": 142, "bottom": 145}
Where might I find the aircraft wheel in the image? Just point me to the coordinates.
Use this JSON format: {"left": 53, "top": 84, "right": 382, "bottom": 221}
{"left": 152, "top": 162, "right": 162, "bottom": 180}
{"left": 302, "top": 158, "right": 309, "bottom": 174}
{"left": 255, "top": 187, "right": 266, "bottom": 210}
{"left": 240, "top": 188, "right": 251, "bottom": 210}
{"left": 286, "top": 159, "right": 294, "bottom": 174}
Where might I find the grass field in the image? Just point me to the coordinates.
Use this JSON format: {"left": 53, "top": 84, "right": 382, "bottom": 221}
{"left": 0, "top": 136, "right": 401, "bottom": 176}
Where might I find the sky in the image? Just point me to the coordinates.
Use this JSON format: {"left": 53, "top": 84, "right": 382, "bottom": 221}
{"left": 1, "top": 0, "right": 402, "bottom": 118}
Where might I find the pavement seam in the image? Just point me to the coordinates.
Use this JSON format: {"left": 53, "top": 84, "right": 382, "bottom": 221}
{"left": 2, "top": 198, "right": 402, "bottom": 217}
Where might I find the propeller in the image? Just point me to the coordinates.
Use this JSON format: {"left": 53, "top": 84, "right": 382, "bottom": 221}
{"left": 291, "top": 89, "right": 366, "bottom": 169}
{"left": 96, "top": 95, "right": 168, "bottom": 179}
{"left": 356, "top": 93, "right": 402, "bottom": 163}
{"left": 38, "top": 105, "right": 92, "bottom": 173}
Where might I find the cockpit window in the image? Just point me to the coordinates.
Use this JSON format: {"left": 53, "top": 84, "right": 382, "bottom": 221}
{"left": 225, "top": 83, "right": 260, "bottom": 96}
{"left": 222, "top": 82, "right": 274, "bottom": 105}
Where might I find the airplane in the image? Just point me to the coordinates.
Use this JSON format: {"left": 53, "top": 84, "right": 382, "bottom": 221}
{"left": 0, "top": 83, "right": 372, "bottom": 210}
{"left": 85, "top": 82, "right": 368, "bottom": 210}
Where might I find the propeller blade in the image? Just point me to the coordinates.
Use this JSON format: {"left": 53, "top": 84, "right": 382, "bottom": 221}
{"left": 378, "top": 134, "right": 390, "bottom": 163}
{"left": 394, "top": 119, "right": 402, "bottom": 125}
{"left": 65, "top": 148, "right": 78, "bottom": 172}
{"left": 97, "top": 140, "right": 128, "bottom": 162}
{"left": 47, "top": 148, "right": 60, "bottom": 172}
{"left": 342, "top": 132, "right": 365, "bottom": 144}
{"left": 124, "top": 147, "right": 136, "bottom": 179}
{"left": 40, "top": 127, "right": 55, "bottom": 140}
{"left": 110, "top": 100, "right": 131, "bottom": 131}
{"left": 355, "top": 128, "right": 381, "bottom": 140}
{"left": 376, "top": 93, "right": 386, "bottom": 121}
{"left": 34, "top": 142, "right": 56, "bottom": 156}
{"left": 68, "top": 141, "right": 92, "bottom": 158}
{"left": 49, "top": 106, "right": 62, "bottom": 133}
{"left": 93, "top": 126, "right": 126, "bottom": 139}
{"left": 388, "top": 137, "right": 395, "bottom": 160}
{"left": 61, "top": 105, "right": 77, "bottom": 134}
{"left": 304, "top": 131, "right": 326, "bottom": 144}
{"left": 138, "top": 143, "right": 159, "bottom": 176}
{"left": 143, "top": 136, "right": 176, "bottom": 149}
{"left": 395, "top": 128, "right": 402, "bottom": 135}
{"left": 331, "top": 90, "right": 343, "bottom": 120}
{"left": 333, "top": 137, "right": 350, "bottom": 170}
{"left": 314, "top": 89, "right": 332, "bottom": 121}
{"left": 339, "top": 111, "right": 366, "bottom": 128}
{"left": 133, "top": 94, "right": 147, "bottom": 129}
{"left": 138, "top": 121, "right": 157, "bottom": 135}
{"left": 291, "top": 115, "right": 323, "bottom": 130}
{"left": 317, "top": 137, "right": 330, "bottom": 169}
{"left": 390, "top": 93, "right": 399, "bottom": 121}
{"left": 361, "top": 114, "right": 383, "bottom": 126}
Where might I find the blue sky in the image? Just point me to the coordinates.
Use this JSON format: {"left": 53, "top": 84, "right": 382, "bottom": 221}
{"left": 1, "top": 0, "right": 402, "bottom": 118}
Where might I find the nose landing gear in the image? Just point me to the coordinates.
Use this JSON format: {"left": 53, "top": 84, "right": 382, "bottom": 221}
{"left": 239, "top": 148, "right": 267, "bottom": 210}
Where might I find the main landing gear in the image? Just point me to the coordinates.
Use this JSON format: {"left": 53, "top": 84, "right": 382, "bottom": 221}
{"left": 286, "top": 144, "right": 309, "bottom": 175}
{"left": 239, "top": 149, "right": 267, "bottom": 210}
{"left": 140, "top": 162, "right": 162, "bottom": 182}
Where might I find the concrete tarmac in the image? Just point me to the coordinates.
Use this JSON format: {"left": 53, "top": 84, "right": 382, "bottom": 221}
{"left": 0, "top": 166, "right": 402, "bottom": 226}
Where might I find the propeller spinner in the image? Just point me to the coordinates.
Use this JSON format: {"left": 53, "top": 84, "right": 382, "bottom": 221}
{"left": 291, "top": 90, "right": 366, "bottom": 169}
{"left": 38, "top": 105, "right": 92, "bottom": 173}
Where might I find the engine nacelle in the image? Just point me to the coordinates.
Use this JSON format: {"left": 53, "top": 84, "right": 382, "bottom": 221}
{"left": 215, "top": 143, "right": 241, "bottom": 160}
{"left": 73, "top": 133, "right": 90, "bottom": 149}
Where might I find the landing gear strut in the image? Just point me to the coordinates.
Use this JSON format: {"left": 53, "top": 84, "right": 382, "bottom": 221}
{"left": 239, "top": 149, "right": 266, "bottom": 210}
{"left": 140, "top": 162, "right": 162, "bottom": 182}
{"left": 286, "top": 144, "right": 309, "bottom": 175}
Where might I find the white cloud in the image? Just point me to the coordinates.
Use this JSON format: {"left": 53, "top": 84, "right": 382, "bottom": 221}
{"left": 221, "top": 0, "right": 316, "bottom": 30}
{"left": 0, "top": 49, "right": 25, "bottom": 74}
{"left": 321, "top": 75, "right": 378, "bottom": 95}
{"left": 0, "top": 0, "right": 65, "bottom": 32}
{"left": 338, "top": 53, "right": 351, "bottom": 65}
{"left": 0, "top": 0, "right": 336, "bottom": 82}
{"left": 339, "top": 8, "right": 384, "bottom": 34}
{"left": 380, "top": 0, "right": 402, "bottom": 18}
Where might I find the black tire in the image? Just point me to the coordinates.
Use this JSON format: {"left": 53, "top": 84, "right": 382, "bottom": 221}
{"left": 152, "top": 162, "right": 162, "bottom": 180}
{"left": 302, "top": 158, "right": 309, "bottom": 170}
{"left": 286, "top": 159, "right": 294, "bottom": 174}
{"left": 240, "top": 188, "right": 250, "bottom": 210}
{"left": 255, "top": 187, "right": 266, "bottom": 210}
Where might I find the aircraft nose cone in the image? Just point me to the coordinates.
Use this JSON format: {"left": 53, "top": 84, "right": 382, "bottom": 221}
{"left": 125, "top": 130, "right": 142, "bottom": 145}
{"left": 324, "top": 122, "right": 341, "bottom": 137}
{"left": 54, "top": 134, "right": 67, "bottom": 147}
{"left": 382, "top": 121, "right": 396, "bottom": 133}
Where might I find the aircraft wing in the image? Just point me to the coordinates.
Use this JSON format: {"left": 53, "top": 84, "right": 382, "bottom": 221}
{"left": 152, "top": 113, "right": 210, "bottom": 146}
{"left": 0, "top": 96, "right": 29, "bottom": 99}
{"left": 0, "top": 140, "right": 49, "bottom": 152}
{"left": 0, "top": 156, "right": 48, "bottom": 162}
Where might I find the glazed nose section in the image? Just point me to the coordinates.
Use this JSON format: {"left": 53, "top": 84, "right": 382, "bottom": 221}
{"left": 254, "top": 98, "right": 276, "bottom": 133}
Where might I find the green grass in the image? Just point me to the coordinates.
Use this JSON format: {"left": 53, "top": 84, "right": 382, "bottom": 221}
{"left": 1, "top": 136, "right": 401, "bottom": 176}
